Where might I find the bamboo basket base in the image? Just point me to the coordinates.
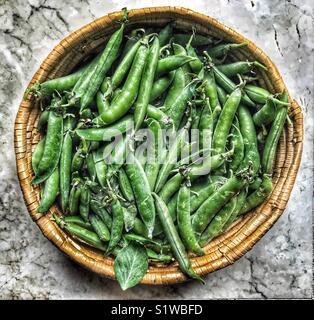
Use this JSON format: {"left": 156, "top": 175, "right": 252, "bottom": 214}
{"left": 14, "top": 7, "right": 303, "bottom": 285}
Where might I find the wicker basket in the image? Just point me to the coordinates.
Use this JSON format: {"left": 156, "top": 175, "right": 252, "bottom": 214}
{"left": 14, "top": 7, "right": 303, "bottom": 285}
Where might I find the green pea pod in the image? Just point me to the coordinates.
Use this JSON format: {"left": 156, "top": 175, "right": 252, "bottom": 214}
{"left": 216, "top": 85, "right": 228, "bottom": 106}
{"left": 152, "top": 193, "right": 204, "bottom": 283}
{"left": 146, "top": 248, "right": 173, "bottom": 264}
{"left": 37, "top": 110, "right": 49, "bottom": 132}
{"left": 145, "top": 119, "right": 162, "bottom": 191}
{"left": 122, "top": 205, "right": 137, "bottom": 232}
{"left": 222, "top": 189, "right": 247, "bottom": 232}
{"left": 64, "top": 215, "right": 92, "bottom": 230}
{"left": 192, "top": 175, "right": 245, "bottom": 234}
{"left": 262, "top": 93, "right": 289, "bottom": 174}
{"left": 253, "top": 99, "right": 276, "bottom": 127}
{"left": 177, "top": 185, "right": 204, "bottom": 256}
{"left": 211, "top": 64, "right": 255, "bottom": 108}
{"left": 33, "top": 111, "right": 63, "bottom": 185}
{"left": 155, "top": 54, "right": 196, "bottom": 78}
{"left": 229, "top": 119, "right": 244, "bottom": 173}
{"left": 206, "top": 42, "right": 247, "bottom": 58}
{"left": 154, "top": 123, "right": 190, "bottom": 193}
{"left": 198, "top": 98, "right": 213, "bottom": 150}
{"left": 199, "top": 195, "right": 238, "bottom": 246}
{"left": 37, "top": 168, "right": 59, "bottom": 213}
{"left": 118, "top": 168, "right": 134, "bottom": 202}
{"left": 89, "top": 213, "right": 110, "bottom": 242}
{"left": 163, "top": 68, "right": 186, "bottom": 112}
{"left": 173, "top": 33, "right": 213, "bottom": 46}
{"left": 150, "top": 71, "right": 175, "bottom": 102}
{"left": 133, "top": 217, "right": 148, "bottom": 238}
{"left": 202, "top": 69, "right": 220, "bottom": 110}
{"left": 244, "top": 84, "right": 289, "bottom": 106}
{"left": 94, "top": 43, "right": 149, "bottom": 125}
{"left": 96, "top": 91, "right": 110, "bottom": 114}
{"left": 146, "top": 105, "right": 172, "bottom": 127}
{"left": 172, "top": 44, "right": 192, "bottom": 80}
{"left": 125, "top": 152, "right": 156, "bottom": 238}
{"left": 76, "top": 114, "right": 133, "bottom": 140}
{"left": 249, "top": 176, "right": 263, "bottom": 191}
{"left": 134, "top": 37, "right": 160, "bottom": 130}
{"left": 107, "top": 196, "right": 124, "bottom": 253}
{"left": 79, "top": 185, "right": 90, "bottom": 222}
{"left": 186, "top": 39, "right": 203, "bottom": 74}
{"left": 77, "top": 24, "right": 125, "bottom": 112}
{"left": 90, "top": 199, "right": 112, "bottom": 229}
{"left": 86, "top": 153, "right": 97, "bottom": 182}
{"left": 212, "top": 88, "right": 242, "bottom": 155}
{"left": 216, "top": 61, "right": 267, "bottom": 78}
{"left": 158, "top": 23, "right": 174, "bottom": 47}
{"left": 60, "top": 132, "right": 72, "bottom": 212}
{"left": 102, "top": 38, "right": 142, "bottom": 93}
{"left": 71, "top": 140, "right": 89, "bottom": 173}
{"left": 32, "top": 137, "right": 46, "bottom": 176}
{"left": 53, "top": 214, "right": 107, "bottom": 251}
{"left": 239, "top": 175, "right": 273, "bottom": 215}
{"left": 165, "top": 80, "right": 197, "bottom": 129}
{"left": 69, "top": 182, "right": 82, "bottom": 215}
{"left": 237, "top": 104, "right": 260, "bottom": 177}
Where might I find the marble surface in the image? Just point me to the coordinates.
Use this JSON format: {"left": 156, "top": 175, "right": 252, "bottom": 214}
{"left": 0, "top": 0, "right": 313, "bottom": 299}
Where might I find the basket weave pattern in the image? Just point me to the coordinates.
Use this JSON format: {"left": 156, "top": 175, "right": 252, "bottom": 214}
{"left": 14, "top": 7, "right": 303, "bottom": 284}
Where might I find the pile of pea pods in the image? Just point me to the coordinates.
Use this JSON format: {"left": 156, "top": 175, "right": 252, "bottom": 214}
{"left": 30, "top": 13, "right": 290, "bottom": 289}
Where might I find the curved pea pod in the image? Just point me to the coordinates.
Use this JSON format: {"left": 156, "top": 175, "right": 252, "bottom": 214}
{"left": 133, "top": 217, "right": 149, "bottom": 238}
{"left": 173, "top": 33, "right": 213, "bottom": 46}
{"left": 216, "top": 85, "right": 228, "bottom": 106}
{"left": 86, "top": 153, "right": 97, "bottom": 182}
{"left": 37, "top": 110, "right": 49, "bottom": 132}
{"left": 75, "top": 24, "right": 124, "bottom": 112}
{"left": 152, "top": 193, "right": 204, "bottom": 283}
{"left": 102, "top": 38, "right": 142, "bottom": 93}
{"left": 239, "top": 175, "right": 273, "bottom": 215}
{"left": 262, "top": 93, "right": 289, "bottom": 175}
{"left": 216, "top": 61, "right": 267, "bottom": 78}
{"left": 79, "top": 185, "right": 90, "bottom": 222}
{"left": 222, "top": 189, "right": 247, "bottom": 232}
{"left": 37, "top": 168, "right": 59, "bottom": 213}
{"left": 212, "top": 88, "right": 242, "bottom": 155}
{"left": 155, "top": 54, "right": 196, "bottom": 78}
{"left": 32, "top": 137, "right": 46, "bottom": 176}
{"left": 53, "top": 214, "right": 107, "bottom": 251}
{"left": 146, "top": 248, "right": 173, "bottom": 264}
{"left": 63, "top": 215, "right": 92, "bottom": 230}
{"left": 32, "top": 111, "right": 63, "bottom": 185}
{"left": 177, "top": 185, "right": 204, "bottom": 256}
{"left": 118, "top": 168, "right": 134, "bottom": 202}
{"left": 59, "top": 132, "right": 73, "bottom": 212}
{"left": 96, "top": 91, "right": 110, "bottom": 114}
{"left": 158, "top": 23, "right": 174, "bottom": 47}
{"left": 165, "top": 80, "right": 197, "bottom": 129}
{"left": 134, "top": 37, "right": 160, "bottom": 130}
{"left": 89, "top": 213, "right": 110, "bottom": 242}
{"left": 71, "top": 140, "right": 89, "bottom": 173}
{"left": 68, "top": 181, "right": 82, "bottom": 215}
{"left": 146, "top": 105, "right": 172, "bottom": 128}
{"left": 199, "top": 195, "right": 238, "bottom": 246}
{"left": 76, "top": 114, "right": 134, "bottom": 140}
{"left": 202, "top": 69, "right": 220, "bottom": 110}
{"left": 207, "top": 42, "right": 247, "bottom": 58}
{"left": 90, "top": 199, "right": 112, "bottom": 229}
{"left": 107, "top": 196, "right": 124, "bottom": 253}
{"left": 94, "top": 43, "right": 149, "bottom": 125}
{"left": 192, "top": 175, "right": 245, "bottom": 235}
{"left": 229, "top": 119, "right": 245, "bottom": 173}
{"left": 211, "top": 64, "right": 255, "bottom": 108}
{"left": 249, "top": 176, "right": 263, "bottom": 191}
{"left": 125, "top": 152, "right": 156, "bottom": 238}
{"left": 150, "top": 71, "right": 175, "bottom": 103}
{"left": 253, "top": 100, "right": 277, "bottom": 127}
{"left": 31, "top": 61, "right": 92, "bottom": 97}
{"left": 244, "top": 85, "right": 289, "bottom": 106}
{"left": 186, "top": 42, "right": 203, "bottom": 74}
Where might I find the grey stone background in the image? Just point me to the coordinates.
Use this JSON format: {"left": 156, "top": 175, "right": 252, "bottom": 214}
{"left": 0, "top": 0, "right": 313, "bottom": 299}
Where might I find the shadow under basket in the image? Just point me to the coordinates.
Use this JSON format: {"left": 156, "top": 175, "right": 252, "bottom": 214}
{"left": 14, "top": 6, "right": 303, "bottom": 285}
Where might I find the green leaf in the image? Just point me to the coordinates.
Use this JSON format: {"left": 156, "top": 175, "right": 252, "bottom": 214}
{"left": 114, "top": 242, "right": 148, "bottom": 290}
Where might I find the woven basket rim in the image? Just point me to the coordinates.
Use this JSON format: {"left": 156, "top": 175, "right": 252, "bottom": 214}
{"left": 14, "top": 6, "right": 303, "bottom": 285}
